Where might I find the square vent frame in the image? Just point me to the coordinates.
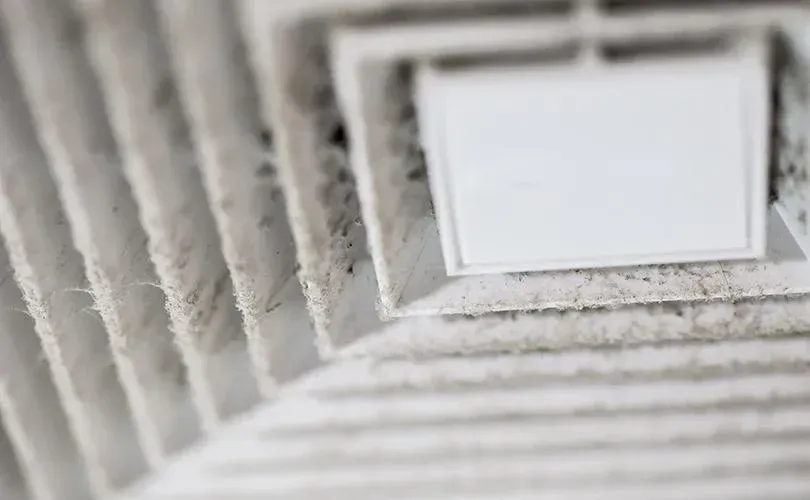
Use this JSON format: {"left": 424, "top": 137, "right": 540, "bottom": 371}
{"left": 330, "top": 14, "right": 799, "bottom": 318}
{"left": 240, "top": 0, "right": 810, "bottom": 359}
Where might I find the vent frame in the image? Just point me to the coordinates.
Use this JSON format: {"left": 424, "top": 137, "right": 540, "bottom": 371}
{"left": 241, "top": 0, "right": 810, "bottom": 359}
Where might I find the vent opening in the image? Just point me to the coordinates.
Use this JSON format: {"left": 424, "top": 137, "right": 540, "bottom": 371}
{"left": 599, "top": 34, "right": 734, "bottom": 63}
{"left": 347, "top": 0, "right": 574, "bottom": 26}
{"left": 435, "top": 42, "right": 582, "bottom": 71}
{"left": 600, "top": 0, "right": 806, "bottom": 15}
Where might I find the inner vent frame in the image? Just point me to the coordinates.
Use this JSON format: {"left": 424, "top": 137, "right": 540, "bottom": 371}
{"left": 240, "top": 0, "right": 810, "bottom": 359}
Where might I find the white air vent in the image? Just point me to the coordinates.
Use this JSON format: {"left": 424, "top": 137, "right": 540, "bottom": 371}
{"left": 0, "top": 1, "right": 807, "bottom": 499}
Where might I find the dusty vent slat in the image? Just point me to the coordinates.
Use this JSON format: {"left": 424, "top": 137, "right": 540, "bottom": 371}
{"left": 0, "top": 428, "right": 25, "bottom": 500}
{"left": 265, "top": 373, "right": 810, "bottom": 430}
{"left": 71, "top": 0, "right": 259, "bottom": 429}
{"left": 240, "top": 8, "right": 367, "bottom": 354}
{"left": 0, "top": 9, "right": 148, "bottom": 493}
{"left": 0, "top": 248, "right": 91, "bottom": 500}
{"left": 124, "top": 340, "right": 810, "bottom": 499}
{"left": 155, "top": 0, "right": 317, "bottom": 395}
{"left": 295, "top": 336, "right": 810, "bottom": 396}
{"left": 0, "top": 0, "right": 200, "bottom": 471}
{"left": 133, "top": 438, "right": 810, "bottom": 496}
{"left": 191, "top": 406, "right": 810, "bottom": 465}
{"left": 128, "top": 475, "right": 810, "bottom": 500}
{"left": 342, "top": 297, "right": 810, "bottom": 358}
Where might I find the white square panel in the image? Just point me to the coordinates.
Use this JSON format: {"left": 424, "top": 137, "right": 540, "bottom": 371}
{"left": 417, "top": 47, "right": 770, "bottom": 276}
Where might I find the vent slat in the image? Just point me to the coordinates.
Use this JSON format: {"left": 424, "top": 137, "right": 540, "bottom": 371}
{"left": 129, "top": 438, "right": 810, "bottom": 496}
{"left": 71, "top": 0, "right": 259, "bottom": 429}
{"left": 0, "top": 8, "right": 148, "bottom": 491}
{"left": 129, "top": 475, "right": 810, "bottom": 500}
{"left": 0, "top": 428, "right": 26, "bottom": 500}
{"left": 209, "top": 407, "right": 810, "bottom": 467}
{"left": 122, "top": 339, "right": 810, "bottom": 499}
{"left": 334, "top": 62, "right": 429, "bottom": 316}
{"left": 125, "top": 362, "right": 810, "bottom": 499}
{"left": 343, "top": 296, "right": 810, "bottom": 358}
{"left": 0, "top": 0, "right": 200, "bottom": 471}
{"left": 155, "top": 0, "right": 317, "bottom": 395}
{"left": 240, "top": 9, "right": 367, "bottom": 354}
{"left": 262, "top": 372, "right": 810, "bottom": 431}
{"left": 0, "top": 248, "right": 91, "bottom": 500}
{"left": 294, "top": 336, "right": 810, "bottom": 396}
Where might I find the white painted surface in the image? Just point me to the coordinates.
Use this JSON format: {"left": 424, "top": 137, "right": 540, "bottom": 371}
{"left": 417, "top": 48, "right": 769, "bottom": 275}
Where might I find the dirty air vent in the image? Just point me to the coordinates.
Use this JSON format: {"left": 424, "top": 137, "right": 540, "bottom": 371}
{"left": 0, "top": 0, "right": 807, "bottom": 499}
{"left": 240, "top": 0, "right": 810, "bottom": 358}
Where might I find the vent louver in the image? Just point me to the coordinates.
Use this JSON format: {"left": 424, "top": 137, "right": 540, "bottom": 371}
{"left": 125, "top": 337, "right": 810, "bottom": 500}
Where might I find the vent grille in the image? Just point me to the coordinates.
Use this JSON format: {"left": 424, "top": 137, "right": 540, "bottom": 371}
{"left": 125, "top": 336, "right": 810, "bottom": 500}
{"left": 0, "top": 0, "right": 807, "bottom": 499}
{"left": 0, "top": 0, "right": 315, "bottom": 497}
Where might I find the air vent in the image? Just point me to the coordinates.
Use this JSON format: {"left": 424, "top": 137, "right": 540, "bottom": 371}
{"left": 0, "top": 0, "right": 807, "bottom": 499}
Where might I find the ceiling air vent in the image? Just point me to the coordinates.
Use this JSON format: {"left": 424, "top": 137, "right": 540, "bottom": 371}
{"left": 0, "top": 0, "right": 807, "bottom": 499}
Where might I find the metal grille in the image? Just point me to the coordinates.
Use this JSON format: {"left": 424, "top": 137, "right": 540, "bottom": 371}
{"left": 0, "top": 1, "right": 807, "bottom": 499}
